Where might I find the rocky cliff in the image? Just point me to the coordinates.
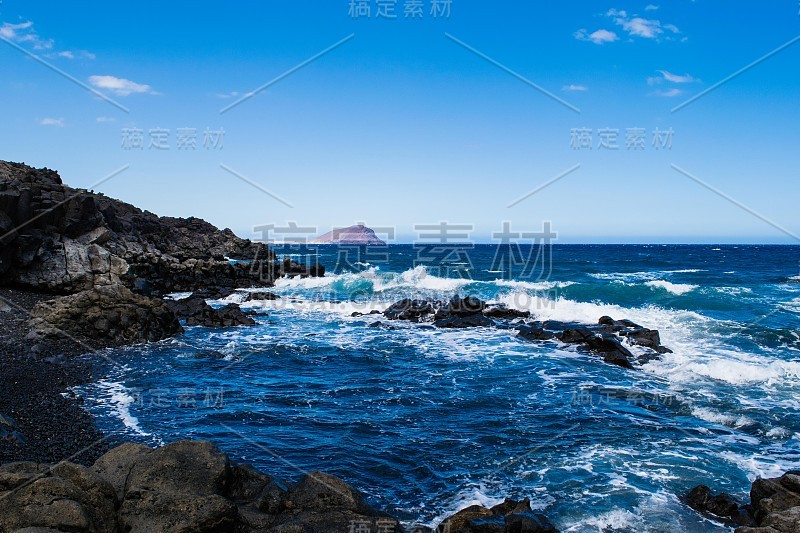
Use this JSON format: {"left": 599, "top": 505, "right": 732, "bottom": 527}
{"left": 0, "top": 161, "right": 289, "bottom": 295}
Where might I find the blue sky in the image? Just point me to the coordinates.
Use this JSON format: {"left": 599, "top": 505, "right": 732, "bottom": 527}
{"left": 1, "top": 1, "right": 798, "bottom": 243}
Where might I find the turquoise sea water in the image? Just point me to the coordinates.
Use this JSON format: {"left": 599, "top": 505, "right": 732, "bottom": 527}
{"left": 79, "top": 245, "right": 800, "bottom": 531}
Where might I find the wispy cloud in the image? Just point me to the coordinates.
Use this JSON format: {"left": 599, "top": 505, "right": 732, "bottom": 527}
{"left": 574, "top": 28, "right": 618, "bottom": 45}
{"left": 648, "top": 70, "right": 698, "bottom": 86}
{"left": 1, "top": 20, "right": 96, "bottom": 59}
{"left": 0, "top": 21, "right": 53, "bottom": 49}
{"left": 39, "top": 117, "right": 64, "bottom": 127}
{"left": 96, "top": 116, "right": 115, "bottom": 123}
{"left": 652, "top": 88, "right": 683, "bottom": 97}
{"left": 658, "top": 70, "right": 695, "bottom": 83}
{"left": 57, "top": 50, "right": 96, "bottom": 60}
{"left": 562, "top": 84, "right": 589, "bottom": 92}
{"left": 89, "top": 75, "right": 156, "bottom": 96}
{"left": 645, "top": 5, "right": 659, "bottom": 11}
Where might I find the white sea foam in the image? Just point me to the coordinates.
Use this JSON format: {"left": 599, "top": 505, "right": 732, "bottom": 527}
{"left": 563, "top": 508, "right": 643, "bottom": 532}
{"left": 713, "top": 286, "right": 753, "bottom": 296}
{"left": 645, "top": 280, "right": 698, "bottom": 296}
{"left": 717, "top": 450, "right": 800, "bottom": 481}
{"left": 690, "top": 407, "right": 756, "bottom": 428}
{"left": 424, "top": 485, "right": 506, "bottom": 529}
{"left": 648, "top": 353, "right": 800, "bottom": 386}
{"left": 494, "top": 279, "right": 576, "bottom": 291}
{"left": 95, "top": 380, "right": 150, "bottom": 437}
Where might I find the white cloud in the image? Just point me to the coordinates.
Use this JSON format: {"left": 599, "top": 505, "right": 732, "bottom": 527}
{"left": 648, "top": 70, "right": 696, "bottom": 85}
{"left": 58, "top": 50, "right": 96, "bottom": 60}
{"left": 89, "top": 75, "right": 155, "bottom": 96}
{"left": 96, "top": 117, "right": 116, "bottom": 123}
{"left": 620, "top": 17, "right": 663, "bottom": 38}
{"left": 658, "top": 70, "right": 694, "bottom": 83}
{"left": 574, "top": 28, "right": 619, "bottom": 45}
{"left": 562, "top": 84, "right": 589, "bottom": 92}
{"left": 652, "top": 88, "right": 683, "bottom": 97}
{"left": 607, "top": 9, "right": 681, "bottom": 41}
{"left": 0, "top": 20, "right": 53, "bottom": 49}
{"left": 645, "top": 5, "right": 659, "bottom": 11}
{"left": 39, "top": 117, "right": 64, "bottom": 127}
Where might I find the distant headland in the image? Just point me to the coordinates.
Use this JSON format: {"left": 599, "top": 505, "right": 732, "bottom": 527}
{"left": 310, "top": 224, "right": 386, "bottom": 245}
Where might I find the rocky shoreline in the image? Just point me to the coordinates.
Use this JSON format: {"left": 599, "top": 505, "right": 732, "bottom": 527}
{"left": 2, "top": 161, "right": 800, "bottom": 532}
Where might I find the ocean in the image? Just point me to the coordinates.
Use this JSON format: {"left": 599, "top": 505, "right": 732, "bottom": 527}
{"left": 77, "top": 245, "right": 800, "bottom": 532}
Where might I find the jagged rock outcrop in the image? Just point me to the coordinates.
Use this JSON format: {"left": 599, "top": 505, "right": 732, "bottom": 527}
{"left": 686, "top": 471, "right": 800, "bottom": 532}
{"left": 381, "top": 296, "right": 671, "bottom": 369}
{"left": 0, "top": 440, "right": 402, "bottom": 533}
{"left": 0, "top": 161, "right": 326, "bottom": 296}
{"left": 27, "top": 284, "right": 183, "bottom": 345}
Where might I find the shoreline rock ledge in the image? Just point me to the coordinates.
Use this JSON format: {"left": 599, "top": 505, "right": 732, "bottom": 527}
{"left": 0, "top": 440, "right": 402, "bottom": 533}
{"left": 0, "top": 437, "right": 567, "bottom": 533}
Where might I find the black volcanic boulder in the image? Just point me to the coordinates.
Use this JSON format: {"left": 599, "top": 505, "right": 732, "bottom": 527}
{"left": 558, "top": 328, "right": 595, "bottom": 344}
{"left": 245, "top": 291, "right": 281, "bottom": 301}
{"left": 166, "top": 297, "right": 255, "bottom": 327}
{"left": 435, "top": 314, "right": 495, "bottom": 329}
{"left": 598, "top": 316, "right": 673, "bottom": 355}
{"left": 619, "top": 328, "right": 661, "bottom": 350}
{"left": 685, "top": 485, "right": 755, "bottom": 527}
{"left": 437, "top": 498, "right": 557, "bottom": 533}
{"left": 516, "top": 324, "right": 556, "bottom": 342}
{"left": 484, "top": 306, "right": 531, "bottom": 320}
{"left": 384, "top": 298, "right": 435, "bottom": 322}
{"left": 585, "top": 336, "right": 636, "bottom": 370}
{"left": 27, "top": 284, "right": 183, "bottom": 345}
{"left": 435, "top": 295, "right": 488, "bottom": 319}
{"left": 193, "top": 286, "right": 238, "bottom": 300}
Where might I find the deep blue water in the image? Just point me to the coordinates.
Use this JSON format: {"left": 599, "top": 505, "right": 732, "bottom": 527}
{"left": 79, "top": 245, "right": 800, "bottom": 531}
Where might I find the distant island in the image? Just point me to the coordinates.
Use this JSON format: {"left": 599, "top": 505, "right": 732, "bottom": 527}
{"left": 310, "top": 224, "right": 386, "bottom": 245}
